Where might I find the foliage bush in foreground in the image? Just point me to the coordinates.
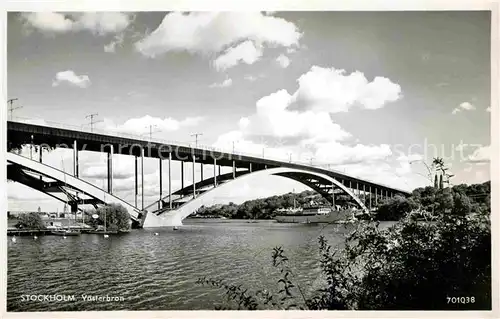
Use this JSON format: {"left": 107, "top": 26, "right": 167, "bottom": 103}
{"left": 198, "top": 185, "right": 491, "bottom": 310}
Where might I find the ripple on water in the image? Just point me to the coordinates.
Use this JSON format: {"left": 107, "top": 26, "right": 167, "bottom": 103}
{"left": 7, "top": 221, "right": 376, "bottom": 311}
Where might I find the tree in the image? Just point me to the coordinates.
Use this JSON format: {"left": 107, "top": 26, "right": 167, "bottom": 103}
{"left": 89, "top": 203, "right": 131, "bottom": 231}
{"left": 376, "top": 195, "right": 418, "bottom": 220}
{"left": 15, "top": 212, "right": 46, "bottom": 230}
{"left": 198, "top": 181, "right": 491, "bottom": 310}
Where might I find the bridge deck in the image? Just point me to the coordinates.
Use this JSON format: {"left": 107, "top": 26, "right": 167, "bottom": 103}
{"left": 7, "top": 121, "right": 410, "bottom": 196}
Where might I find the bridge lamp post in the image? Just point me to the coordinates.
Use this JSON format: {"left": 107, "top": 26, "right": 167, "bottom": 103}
{"left": 191, "top": 133, "right": 203, "bottom": 148}
{"left": 288, "top": 152, "right": 292, "bottom": 163}
{"left": 144, "top": 125, "right": 160, "bottom": 141}
{"left": 309, "top": 156, "right": 315, "bottom": 166}
{"left": 232, "top": 140, "right": 240, "bottom": 154}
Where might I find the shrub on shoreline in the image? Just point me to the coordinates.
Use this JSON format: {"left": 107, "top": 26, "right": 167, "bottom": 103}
{"left": 198, "top": 183, "right": 491, "bottom": 310}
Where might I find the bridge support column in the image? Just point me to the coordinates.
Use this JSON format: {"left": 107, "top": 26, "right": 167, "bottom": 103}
{"left": 159, "top": 158, "right": 163, "bottom": 210}
{"left": 331, "top": 183, "right": 336, "bottom": 210}
{"left": 375, "top": 188, "right": 378, "bottom": 205}
{"left": 181, "top": 161, "right": 184, "bottom": 190}
{"left": 39, "top": 146, "right": 43, "bottom": 180}
{"left": 356, "top": 182, "right": 359, "bottom": 197}
{"left": 168, "top": 153, "right": 172, "bottom": 209}
{"left": 369, "top": 186, "right": 372, "bottom": 211}
{"left": 193, "top": 155, "right": 196, "bottom": 198}
{"left": 232, "top": 160, "right": 236, "bottom": 179}
{"left": 249, "top": 163, "right": 252, "bottom": 172}
{"left": 141, "top": 148, "right": 144, "bottom": 210}
{"left": 201, "top": 163, "right": 203, "bottom": 182}
{"left": 73, "top": 140, "right": 79, "bottom": 177}
{"left": 218, "top": 165, "right": 221, "bottom": 177}
{"left": 213, "top": 158, "right": 217, "bottom": 187}
{"left": 135, "top": 156, "right": 138, "bottom": 208}
{"left": 107, "top": 145, "right": 113, "bottom": 194}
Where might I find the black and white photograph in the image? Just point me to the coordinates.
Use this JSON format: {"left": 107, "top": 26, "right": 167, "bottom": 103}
{"left": 2, "top": 3, "right": 497, "bottom": 316}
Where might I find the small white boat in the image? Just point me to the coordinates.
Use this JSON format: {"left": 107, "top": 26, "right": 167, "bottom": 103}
{"left": 173, "top": 226, "right": 179, "bottom": 231}
{"left": 11, "top": 236, "right": 16, "bottom": 243}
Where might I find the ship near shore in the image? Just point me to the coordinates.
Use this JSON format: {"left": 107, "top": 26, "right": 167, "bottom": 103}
{"left": 273, "top": 206, "right": 356, "bottom": 224}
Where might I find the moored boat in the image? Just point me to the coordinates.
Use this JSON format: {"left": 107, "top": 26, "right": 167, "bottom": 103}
{"left": 274, "top": 206, "right": 356, "bottom": 224}
{"left": 51, "top": 229, "right": 81, "bottom": 236}
{"left": 84, "top": 229, "right": 119, "bottom": 235}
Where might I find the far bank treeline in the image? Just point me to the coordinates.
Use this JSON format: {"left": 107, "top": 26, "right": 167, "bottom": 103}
{"left": 192, "top": 181, "right": 491, "bottom": 221}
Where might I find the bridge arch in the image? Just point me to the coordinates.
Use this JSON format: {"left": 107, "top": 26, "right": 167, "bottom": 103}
{"left": 143, "top": 167, "right": 369, "bottom": 227}
{"left": 7, "top": 152, "right": 143, "bottom": 223}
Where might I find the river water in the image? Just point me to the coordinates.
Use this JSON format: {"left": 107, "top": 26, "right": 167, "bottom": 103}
{"left": 7, "top": 219, "right": 366, "bottom": 311}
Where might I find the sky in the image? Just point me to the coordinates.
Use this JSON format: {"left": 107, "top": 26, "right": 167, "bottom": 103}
{"left": 7, "top": 11, "right": 492, "bottom": 212}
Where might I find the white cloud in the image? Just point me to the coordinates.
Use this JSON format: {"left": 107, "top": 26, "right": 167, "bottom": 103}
{"left": 452, "top": 101, "right": 476, "bottom": 114}
{"left": 20, "top": 12, "right": 73, "bottom": 33}
{"left": 232, "top": 66, "right": 400, "bottom": 141}
{"left": 209, "top": 78, "right": 233, "bottom": 88}
{"left": 104, "top": 33, "right": 125, "bottom": 53}
{"left": 244, "top": 75, "right": 257, "bottom": 82}
{"left": 276, "top": 54, "right": 291, "bottom": 68}
{"left": 52, "top": 70, "right": 91, "bottom": 88}
{"left": 293, "top": 66, "right": 402, "bottom": 112}
{"left": 102, "top": 115, "right": 204, "bottom": 136}
{"left": 211, "top": 65, "right": 414, "bottom": 191}
{"left": 314, "top": 142, "right": 392, "bottom": 165}
{"left": 466, "top": 145, "right": 490, "bottom": 163}
{"left": 394, "top": 153, "right": 424, "bottom": 176}
{"left": 135, "top": 12, "right": 301, "bottom": 70}
{"left": 74, "top": 12, "right": 131, "bottom": 35}
{"left": 21, "top": 12, "right": 132, "bottom": 35}
{"left": 239, "top": 89, "right": 351, "bottom": 142}
{"left": 213, "top": 41, "right": 263, "bottom": 71}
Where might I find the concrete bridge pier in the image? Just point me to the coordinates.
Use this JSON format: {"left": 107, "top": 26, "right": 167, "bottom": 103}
{"left": 369, "top": 186, "right": 372, "bottom": 210}
{"left": 181, "top": 161, "right": 184, "bottom": 190}
{"left": 331, "top": 183, "right": 336, "bottom": 210}
{"left": 192, "top": 154, "right": 196, "bottom": 198}
{"left": 168, "top": 152, "right": 172, "bottom": 209}
{"left": 107, "top": 145, "right": 113, "bottom": 194}
{"left": 213, "top": 157, "right": 217, "bottom": 187}
{"left": 232, "top": 160, "right": 236, "bottom": 179}
{"left": 135, "top": 156, "right": 138, "bottom": 208}
{"left": 73, "top": 140, "right": 79, "bottom": 177}
{"left": 159, "top": 158, "right": 163, "bottom": 210}
{"left": 141, "top": 148, "right": 144, "bottom": 210}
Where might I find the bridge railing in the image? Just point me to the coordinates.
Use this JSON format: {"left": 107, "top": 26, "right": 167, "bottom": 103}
{"left": 11, "top": 116, "right": 321, "bottom": 165}
{"left": 9, "top": 117, "right": 410, "bottom": 193}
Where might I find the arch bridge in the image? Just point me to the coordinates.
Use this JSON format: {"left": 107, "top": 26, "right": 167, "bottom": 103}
{"left": 7, "top": 121, "right": 410, "bottom": 227}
